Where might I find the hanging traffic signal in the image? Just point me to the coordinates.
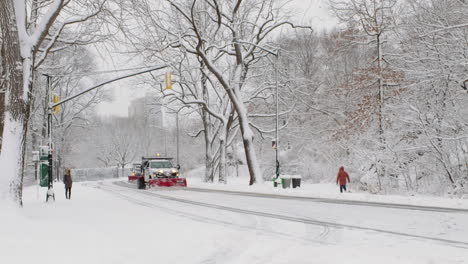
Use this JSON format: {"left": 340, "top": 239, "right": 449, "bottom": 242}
{"left": 165, "top": 72, "right": 172, "bottom": 89}
{"left": 52, "top": 95, "right": 60, "bottom": 114}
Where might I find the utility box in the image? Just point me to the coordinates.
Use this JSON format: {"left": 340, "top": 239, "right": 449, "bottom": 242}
{"left": 39, "top": 163, "right": 49, "bottom": 187}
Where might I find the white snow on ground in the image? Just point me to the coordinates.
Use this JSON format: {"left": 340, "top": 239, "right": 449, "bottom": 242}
{"left": 1, "top": 176, "right": 468, "bottom": 264}
{"left": 184, "top": 166, "right": 468, "bottom": 210}
{"left": 1, "top": 182, "right": 238, "bottom": 264}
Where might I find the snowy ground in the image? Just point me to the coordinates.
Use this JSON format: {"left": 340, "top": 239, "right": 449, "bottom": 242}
{"left": 186, "top": 174, "right": 468, "bottom": 210}
{"left": 2, "top": 176, "right": 468, "bottom": 264}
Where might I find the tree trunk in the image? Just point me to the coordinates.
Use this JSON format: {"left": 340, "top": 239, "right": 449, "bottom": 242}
{"left": 376, "top": 33, "right": 386, "bottom": 188}
{"left": 0, "top": 93, "right": 4, "bottom": 150}
{"left": 200, "top": 75, "right": 215, "bottom": 182}
{"left": 198, "top": 56, "right": 262, "bottom": 185}
{"left": 232, "top": 86, "right": 261, "bottom": 185}
{"left": 0, "top": 41, "right": 5, "bottom": 151}
{"left": 0, "top": 0, "right": 32, "bottom": 206}
{"left": 202, "top": 116, "right": 214, "bottom": 182}
{"left": 218, "top": 129, "right": 227, "bottom": 183}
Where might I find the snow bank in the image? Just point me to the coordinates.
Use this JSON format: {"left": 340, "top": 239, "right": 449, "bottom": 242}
{"left": 185, "top": 167, "right": 468, "bottom": 210}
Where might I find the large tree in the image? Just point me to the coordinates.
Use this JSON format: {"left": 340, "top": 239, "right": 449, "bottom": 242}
{"left": 0, "top": 0, "right": 107, "bottom": 205}
{"left": 159, "top": 0, "right": 310, "bottom": 184}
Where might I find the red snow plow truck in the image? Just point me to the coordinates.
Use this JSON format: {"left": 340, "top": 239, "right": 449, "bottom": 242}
{"left": 140, "top": 157, "right": 187, "bottom": 187}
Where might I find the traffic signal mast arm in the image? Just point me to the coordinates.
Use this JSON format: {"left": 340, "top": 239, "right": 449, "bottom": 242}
{"left": 50, "top": 65, "right": 168, "bottom": 108}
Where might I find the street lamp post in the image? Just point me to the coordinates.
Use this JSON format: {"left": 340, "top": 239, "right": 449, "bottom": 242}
{"left": 176, "top": 110, "right": 180, "bottom": 166}
{"left": 274, "top": 54, "right": 280, "bottom": 185}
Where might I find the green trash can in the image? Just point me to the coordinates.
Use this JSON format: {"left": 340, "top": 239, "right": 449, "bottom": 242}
{"left": 273, "top": 177, "right": 281, "bottom": 187}
{"left": 39, "top": 163, "right": 49, "bottom": 187}
{"left": 281, "top": 177, "right": 291, "bottom": 189}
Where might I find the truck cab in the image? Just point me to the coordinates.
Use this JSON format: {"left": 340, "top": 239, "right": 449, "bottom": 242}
{"left": 141, "top": 157, "right": 180, "bottom": 181}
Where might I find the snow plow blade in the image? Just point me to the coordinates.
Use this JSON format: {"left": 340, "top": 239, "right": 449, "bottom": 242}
{"left": 148, "top": 178, "right": 187, "bottom": 187}
{"left": 128, "top": 175, "right": 142, "bottom": 182}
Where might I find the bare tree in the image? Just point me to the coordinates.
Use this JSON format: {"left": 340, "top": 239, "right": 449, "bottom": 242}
{"left": 329, "top": 0, "right": 401, "bottom": 188}
{"left": 393, "top": 0, "right": 468, "bottom": 190}
{"left": 159, "top": 0, "right": 311, "bottom": 185}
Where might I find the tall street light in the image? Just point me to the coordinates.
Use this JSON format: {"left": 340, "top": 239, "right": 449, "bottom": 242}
{"left": 275, "top": 54, "right": 280, "bottom": 182}
{"left": 274, "top": 53, "right": 280, "bottom": 186}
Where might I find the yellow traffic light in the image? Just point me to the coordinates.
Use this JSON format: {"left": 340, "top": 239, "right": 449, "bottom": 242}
{"left": 165, "top": 72, "right": 172, "bottom": 89}
{"left": 52, "top": 95, "right": 60, "bottom": 114}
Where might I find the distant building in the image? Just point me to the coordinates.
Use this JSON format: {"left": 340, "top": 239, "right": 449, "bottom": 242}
{"left": 128, "top": 92, "right": 163, "bottom": 128}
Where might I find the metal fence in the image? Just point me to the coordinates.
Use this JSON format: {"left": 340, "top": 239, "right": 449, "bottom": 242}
{"left": 71, "top": 167, "right": 131, "bottom": 182}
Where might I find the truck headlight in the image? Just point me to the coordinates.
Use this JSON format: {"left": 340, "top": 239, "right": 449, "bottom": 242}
{"left": 158, "top": 170, "right": 164, "bottom": 174}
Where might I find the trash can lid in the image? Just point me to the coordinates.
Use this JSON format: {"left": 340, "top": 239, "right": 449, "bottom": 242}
{"left": 291, "top": 175, "right": 302, "bottom": 179}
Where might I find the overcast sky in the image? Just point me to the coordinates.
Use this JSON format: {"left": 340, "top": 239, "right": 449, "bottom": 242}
{"left": 287, "top": 0, "right": 337, "bottom": 29}
{"left": 95, "top": 0, "right": 337, "bottom": 117}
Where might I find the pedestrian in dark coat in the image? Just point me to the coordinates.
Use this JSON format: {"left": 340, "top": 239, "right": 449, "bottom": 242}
{"left": 336, "top": 166, "right": 350, "bottom": 193}
{"left": 137, "top": 175, "right": 146, "bottom": 190}
{"left": 63, "top": 168, "right": 73, "bottom": 199}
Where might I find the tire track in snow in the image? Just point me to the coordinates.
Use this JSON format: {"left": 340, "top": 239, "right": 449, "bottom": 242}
{"left": 97, "top": 182, "right": 333, "bottom": 247}
{"left": 98, "top": 181, "right": 335, "bottom": 264}
{"left": 113, "top": 181, "right": 468, "bottom": 249}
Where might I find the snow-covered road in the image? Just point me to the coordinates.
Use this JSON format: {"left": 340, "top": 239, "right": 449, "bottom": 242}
{"left": 102, "top": 181, "right": 468, "bottom": 263}
{"left": 2, "top": 180, "right": 468, "bottom": 264}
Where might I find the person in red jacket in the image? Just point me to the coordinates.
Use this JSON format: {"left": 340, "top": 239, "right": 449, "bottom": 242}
{"left": 336, "top": 166, "right": 350, "bottom": 193}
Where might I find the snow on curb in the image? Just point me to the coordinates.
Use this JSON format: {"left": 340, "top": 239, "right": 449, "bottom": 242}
{"left": 185, "top": 176, "right": 468, "bottom": 210}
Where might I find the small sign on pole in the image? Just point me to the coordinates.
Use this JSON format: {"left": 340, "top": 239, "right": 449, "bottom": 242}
{"left": 32, "top": 151, "right": 40, "bottom": 162}
{"left": 272, "top": 140, "right": 277, "bottom": 149}
{"left": 165, "top": 72, "right": 172, "bottom": 89}
{"left": 52, "top": 95, "right": 60, "bottom": 114}
{"left": 39, "top": 146, "right": 49, "bottom": 161}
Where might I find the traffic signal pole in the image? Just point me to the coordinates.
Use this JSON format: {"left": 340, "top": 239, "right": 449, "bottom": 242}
{"left": 48, "top": 107, "right": 53, "bottom": 189}
{"left": 46, "top": 74, "right": 53, "bottom": 188}
{"left": 43, "top": 65, "right": 167, "bottom": 202}
{"left": 42, "top": 73, "right": 55, "bottom": 202}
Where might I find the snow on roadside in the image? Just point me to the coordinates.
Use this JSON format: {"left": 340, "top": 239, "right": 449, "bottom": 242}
{"left": 2, "top": 179, "right": 468, "bottom": 264}
{"left": 0, "top": 182, "right": 241, "bottom": 264}
{"left": 184, "top": 166, "right": 468, "bottom": 210}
